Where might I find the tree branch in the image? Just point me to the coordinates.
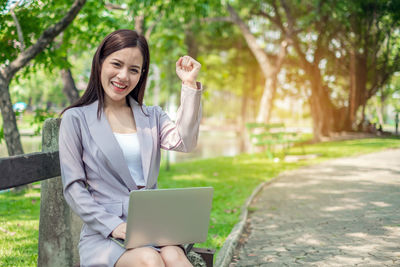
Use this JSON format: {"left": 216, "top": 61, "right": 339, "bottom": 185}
{"left": 313, "top": 13, "right": 331, "bottom": 64}
{"left": 279, "top": 0, "right": 295, "bottom": 35}
{"left": 4, "top": 0, "right": 86, "bottom": 82}
{"left": 10, "top": 0, "right": 25, "bottom": 52}
{"left": 254, "top": 9, "right": 286, "bottom": 34}
{"left": 270, "top": 0, "right": 287, "bottom": 34}
{"left": 275, "top": 38, "right": 289, "bottom": 72}
{"left": 279, "top": 0, "right": 312, "bottom": 73}
{"left": 226, "top": 3, "right": 271, "bottom": 77}
{"left": 134, "top": 15, "right": 144, "bottom": 35}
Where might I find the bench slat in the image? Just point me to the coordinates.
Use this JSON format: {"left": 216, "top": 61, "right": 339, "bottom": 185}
{"left": 0, "top": 151, "right": 60, "bottom": 190}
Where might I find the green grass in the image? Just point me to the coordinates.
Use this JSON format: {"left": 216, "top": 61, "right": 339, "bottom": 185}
{"left": 1, "top": 137, "right": 399, "bottom": 266}
{"left": 0, "top": 185, "right": 41, "bottom": 266}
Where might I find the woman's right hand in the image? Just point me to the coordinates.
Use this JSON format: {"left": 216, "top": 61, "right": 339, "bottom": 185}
{"left": 111, "top": 222, "right": 127, "bottom": 239}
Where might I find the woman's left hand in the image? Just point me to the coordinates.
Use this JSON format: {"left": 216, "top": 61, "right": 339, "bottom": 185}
{"left": 176, "top": 55, "right": 201, "bottom": 89}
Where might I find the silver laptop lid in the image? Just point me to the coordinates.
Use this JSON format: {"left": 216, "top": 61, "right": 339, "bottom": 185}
{"left": 125, "top": 187, "right": 213, "bottom": 249}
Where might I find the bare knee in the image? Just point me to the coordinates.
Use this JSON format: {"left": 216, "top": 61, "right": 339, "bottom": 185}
{"left": 137, "top": 249, "right": 164, "bottom": 267}
{"left": 160, "top": 246, "right": 192, "bottom": 267}
{"left": 116, "top": 247, "right": 165, "bottom": 267}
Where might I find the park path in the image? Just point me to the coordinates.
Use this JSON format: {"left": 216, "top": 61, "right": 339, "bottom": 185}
{"left": 230, "top": 148, "right": 400, "bottom": 266}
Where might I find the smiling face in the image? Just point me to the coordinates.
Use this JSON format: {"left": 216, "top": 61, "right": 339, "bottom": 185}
{"left": 100, "top": 47, "right": 144, "bottom": 107}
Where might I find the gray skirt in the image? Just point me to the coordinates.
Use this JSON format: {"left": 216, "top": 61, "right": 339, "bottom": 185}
{"left": 78, "top": 232, "right": 187, "bottom": 267}
{"left": 79, "top": 232, "right": 125, "bottom": 267}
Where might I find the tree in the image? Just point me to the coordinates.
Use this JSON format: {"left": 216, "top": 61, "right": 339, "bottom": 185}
{"left": 251, "top": 0, "right": 400, "bottom": 139}
{"left": 226, "top": 2, "right": 289, "bottom": 124}
{"left": 340, "top": 0, "right": 400, "bottom": 130}
{"left": 0, "top": 0, "right": 86, "bottom": 156}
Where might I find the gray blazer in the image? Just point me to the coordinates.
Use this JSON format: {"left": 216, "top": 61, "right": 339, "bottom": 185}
{"left": 59, "top": 85, "right": 202, "bottom": 266}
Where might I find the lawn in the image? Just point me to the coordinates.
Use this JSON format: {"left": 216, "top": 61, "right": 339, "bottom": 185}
{"left": 1, "top": 137, "right": 399, "bottom": 266}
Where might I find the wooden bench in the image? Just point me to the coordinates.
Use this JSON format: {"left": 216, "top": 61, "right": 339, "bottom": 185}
{"left": 246, "top": 122, "right": 303, "bottom": 158}
{"left": 0, "top": 118, "right": 215, "bottom": 267}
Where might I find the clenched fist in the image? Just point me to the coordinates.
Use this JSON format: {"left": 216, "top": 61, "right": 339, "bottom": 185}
{"left": 176, "top": 55, "right": 201, "bottom": 89}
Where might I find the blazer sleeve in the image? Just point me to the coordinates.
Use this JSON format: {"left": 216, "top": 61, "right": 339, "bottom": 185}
{"left": 59, "top": 110, "right": 124, "bottom": 238}
{"left": 158, "top": 83, "right": 203, "bottom": 152}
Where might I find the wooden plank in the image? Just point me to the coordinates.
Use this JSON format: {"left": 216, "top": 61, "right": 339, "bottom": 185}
{"left": 0, "top": 151, "right": 60, "bottom": 190}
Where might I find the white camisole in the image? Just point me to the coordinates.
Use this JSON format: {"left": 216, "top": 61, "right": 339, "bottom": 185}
{"left": 113, "top": 132, "right": 145, "bottom": 187}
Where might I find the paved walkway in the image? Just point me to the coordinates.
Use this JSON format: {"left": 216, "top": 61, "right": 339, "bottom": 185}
{"left": 230, "top": 148, "right": 400, "bottom": 266}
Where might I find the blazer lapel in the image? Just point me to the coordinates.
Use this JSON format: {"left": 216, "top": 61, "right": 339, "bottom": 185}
{"left": 129, "top": 97, "right": 153, "bottom": 186}
{"left": 84, "top": 101, "right": 137, "bottom": 190}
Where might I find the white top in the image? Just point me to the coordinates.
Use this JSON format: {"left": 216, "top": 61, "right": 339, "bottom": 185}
{"left": 113, "top": 132, "right": 145, "bottom": 187}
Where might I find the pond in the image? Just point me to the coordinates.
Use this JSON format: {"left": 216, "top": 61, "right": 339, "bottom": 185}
{"left": 0, "top": 130, "right": 242, "bottom": 162}
{"left": 167, "top": 130, "right": 242, "bottom": 163}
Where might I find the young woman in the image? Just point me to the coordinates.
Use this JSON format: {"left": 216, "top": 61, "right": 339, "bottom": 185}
{"left": 59, "top": 29, "right": 202, "bottom": 267}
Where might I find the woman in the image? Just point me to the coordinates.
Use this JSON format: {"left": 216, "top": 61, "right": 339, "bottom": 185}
{"left": 59, "top": 29, "right": 202, "bottom": 267}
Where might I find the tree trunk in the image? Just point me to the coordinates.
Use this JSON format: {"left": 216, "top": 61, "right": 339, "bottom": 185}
{"left": 345, "top": 49, "right": 357, "bottom": 131}
{"left": 0, "top": 78, "right": 24, "bottom": 156}
{"left": 358, "top": 101, "right": 367, "bottom": 131}
{"left": 132, "top": 14, "right": 163, "bottom": 107}
{"left": 345, "top": 50, "right": 367, "bottom": 131}
{"left": 151, "top": 64, "right": 161, "bottom": 106}
{"left": 376, "top": 89, "right": 386, "bottom": 127}
{"left": 61, "top": 68, "right": 79, "bottom": 104}
{"left": 376, "top": 101, "right": 384, "bottom": 127}
{"left": 135, "top": 15, "right": 144, "bottom": 35}
{"left": 227, "top": 4, "right": 287, "bottom": 125}
{"left": 239, "top": 93, "right": 248, "bottom": 153}
{"left": 256, "top": 76, "right": 276, "bottom": 124}
{"left": 185, "top": 28, "right": 198, "bottom": 59}
{"left": 308, "top": 68, "right": 336, "bottom": 140}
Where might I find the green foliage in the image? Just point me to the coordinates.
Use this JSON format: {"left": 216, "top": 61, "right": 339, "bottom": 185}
{"left": 29, "top": 109, "right": 56, "bottom": 135}
{"left": 1, "top": 1, "right": 74, "bottom": 68}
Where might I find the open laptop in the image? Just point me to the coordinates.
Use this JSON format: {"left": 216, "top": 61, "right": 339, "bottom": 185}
{"left": 111, "top": 187, "right": 213, "bottom": 249}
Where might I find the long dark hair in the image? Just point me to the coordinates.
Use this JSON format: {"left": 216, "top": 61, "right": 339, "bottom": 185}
{"left": 61, "top": 29, "right": 150, "bottom": 117}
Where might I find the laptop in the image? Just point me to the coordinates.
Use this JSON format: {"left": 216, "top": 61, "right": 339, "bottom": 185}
{"left": 111, "top": 187, "right": 213, "bottom": 249}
